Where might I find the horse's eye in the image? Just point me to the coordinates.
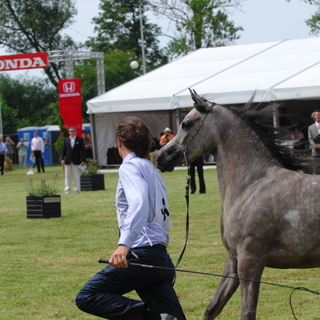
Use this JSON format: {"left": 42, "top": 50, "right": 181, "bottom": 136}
{"left": 182, "top": 119, "right": 192, "bottom": 131}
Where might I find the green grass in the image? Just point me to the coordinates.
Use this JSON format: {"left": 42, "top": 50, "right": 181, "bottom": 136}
{"left": 0, "top": 165, "right": 319, "bottom": 319}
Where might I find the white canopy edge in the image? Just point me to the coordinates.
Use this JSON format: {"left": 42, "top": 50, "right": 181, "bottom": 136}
{"left": 171, "top": 38, "right": 320, "bottom": 108}
{"left": 87, "top": 39, "right": 300, "bottom": 114}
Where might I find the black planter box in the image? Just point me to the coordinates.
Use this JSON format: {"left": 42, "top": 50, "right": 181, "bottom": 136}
{"left": 26, "top": 195, "right": 61, "bottom": 219}
{"left": 80, "top": 174, "right": 105, "bottom": 191}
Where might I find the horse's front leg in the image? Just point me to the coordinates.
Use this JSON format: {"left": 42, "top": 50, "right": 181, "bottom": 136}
{"left": 238, "top": 253, "right": 266, "bottom": 320}
{"left": 203, "top": 254, "right": 239, "bottom": 320}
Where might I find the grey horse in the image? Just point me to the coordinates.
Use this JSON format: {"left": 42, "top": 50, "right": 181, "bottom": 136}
{"left": 156, "top": 89, "right": 320, "bottom": 320}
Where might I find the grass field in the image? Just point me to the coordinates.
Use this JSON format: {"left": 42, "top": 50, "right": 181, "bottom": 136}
{"left": 1, "top": 165, "right": 319, "bottom": 320}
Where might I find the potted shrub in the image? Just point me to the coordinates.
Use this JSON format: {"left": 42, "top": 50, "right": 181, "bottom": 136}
{"left": 26, "top": 175, "right": 61, "bottom": 219}
{"left": 80, "top": 159, "right": 105, "bottom": 191}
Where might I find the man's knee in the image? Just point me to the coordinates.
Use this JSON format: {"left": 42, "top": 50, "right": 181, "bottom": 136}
{"left": 75, "top": 292, "right": 90, "bottom": 312}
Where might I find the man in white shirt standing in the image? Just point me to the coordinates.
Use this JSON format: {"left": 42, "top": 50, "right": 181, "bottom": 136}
{"left": 76, "top": 117, "right": 186, "bottom": 320}
{"left": 31, "top": 131, "right": 45, "bottom": 173}
{"left": 60, "top": 126, "right": 86, "bottom": 194}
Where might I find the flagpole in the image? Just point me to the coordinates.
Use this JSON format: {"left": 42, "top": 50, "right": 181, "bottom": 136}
{"left": 139, "top": 1, "right": 147, "bottom": 74}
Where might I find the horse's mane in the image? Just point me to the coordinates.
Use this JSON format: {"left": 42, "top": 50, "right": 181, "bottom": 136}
{"left": 229, "top": 99, "right": 315, "bottom": 174}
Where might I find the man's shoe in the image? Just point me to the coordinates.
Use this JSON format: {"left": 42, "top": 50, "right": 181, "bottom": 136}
{"left": 160, "top": 314, "right": 177, "bottom": 320}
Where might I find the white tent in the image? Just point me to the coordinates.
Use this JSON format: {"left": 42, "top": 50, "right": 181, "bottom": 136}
{"left": 87, "top": 37, "right": 320, "bottom": 165}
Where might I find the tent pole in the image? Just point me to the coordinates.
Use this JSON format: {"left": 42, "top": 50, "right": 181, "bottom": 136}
{"left": 273, "top": 106, "right": 280, "bottom": 128}
{"left": 90, "top": 114, "right": 98, "bottom": 162}
{"left": 175, "top": 109, "right": 182, "bottom": 132}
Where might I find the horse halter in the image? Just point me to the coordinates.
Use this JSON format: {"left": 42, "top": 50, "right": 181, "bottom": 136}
{"left": 173, "top": 103, "right": 215, "bottom": 167}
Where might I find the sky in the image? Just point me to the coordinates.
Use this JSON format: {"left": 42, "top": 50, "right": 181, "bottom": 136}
{"left": 231, "top": 0, "right": 317, "bottom": 45}
{"left": 0, "top": 0, "right": 318, "bottom": 77}
{"left": 66, "top": 0, "right": 317, "bottom": 45}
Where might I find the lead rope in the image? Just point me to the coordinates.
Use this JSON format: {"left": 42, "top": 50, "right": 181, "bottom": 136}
{"left": 172, "top": 106, "right": 214, "bottom": 269}
{"left": 98, "top": 258, "right": 319, "bottom": 320}
{"left": 174, "top": 149, "right": 190, "bottom": 269}
{"left": 171, "top": 106, "right": 213, "bottom": 270}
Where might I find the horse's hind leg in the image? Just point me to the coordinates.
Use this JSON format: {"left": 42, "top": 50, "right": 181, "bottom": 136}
{"left": 203, "top": 255, "right": 239, "bottom": 320}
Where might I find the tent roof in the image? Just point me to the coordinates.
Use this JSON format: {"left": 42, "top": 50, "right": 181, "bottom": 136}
{"left": 87, "top": 38, "right": 320, "bottom": 114}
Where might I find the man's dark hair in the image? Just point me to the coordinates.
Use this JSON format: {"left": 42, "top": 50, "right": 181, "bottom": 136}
{"left": 116, "top": 117, "right": 153, "bottom": 158}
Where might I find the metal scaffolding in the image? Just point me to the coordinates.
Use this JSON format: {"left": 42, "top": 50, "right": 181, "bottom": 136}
{"left": 48, "top": 50, "right": 105, "bottom": 95}
{"left": 47, "top": 50, "right": 105, "bottom": 161}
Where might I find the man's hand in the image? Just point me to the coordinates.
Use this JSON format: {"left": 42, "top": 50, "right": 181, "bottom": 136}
{"left": 109, "top": 245, "right": 130, "bottom": 268}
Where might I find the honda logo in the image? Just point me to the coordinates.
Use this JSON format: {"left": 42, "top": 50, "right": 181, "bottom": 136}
{"left": 59, "top": 79, "right": 81, "bottom": 98}
{"left": 63, "top": 82, "right": 76, "bottom": 93}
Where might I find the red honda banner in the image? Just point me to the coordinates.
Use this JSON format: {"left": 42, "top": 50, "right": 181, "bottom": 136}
{"left": 0, "top": 52, "right": 48, "bottom": 71}
{"left": 58, "top": 79, "right": 83, "bottom": 136}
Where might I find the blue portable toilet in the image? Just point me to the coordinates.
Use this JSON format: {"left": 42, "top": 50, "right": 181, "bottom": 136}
{"left": 82, "top": 123, "right": 91, "bottom": 133}
{"left": 17, "top": 126, "right": 39, "bottom": 166}
{"left": 45, "top": 125, "right": 60, "bottom": 165}
{"left": 45, "top": 125, "right": 60, "bottom": 146}
{"left": 39, "top": 125, "right": 60, "bottom": 165}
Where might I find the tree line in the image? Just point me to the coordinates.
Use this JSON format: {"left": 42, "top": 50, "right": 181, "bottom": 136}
{"left": 0, "top": 0, "right": 319, "bottom": 134}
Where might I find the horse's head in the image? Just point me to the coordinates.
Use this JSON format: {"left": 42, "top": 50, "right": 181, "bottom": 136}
{"left": 157, "top": 89, "right": 217, "bottom": 172}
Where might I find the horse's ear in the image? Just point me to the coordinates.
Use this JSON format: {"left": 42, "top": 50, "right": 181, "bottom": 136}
{"left": 188, "top": 88, "right": 214, "bottom": 113}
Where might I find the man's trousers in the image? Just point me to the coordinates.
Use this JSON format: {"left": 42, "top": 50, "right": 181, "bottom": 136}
{"left": 76, "top": 246, "right": 186, "bottom": 320}
{"left": 64, "top": 163, "right": 81, "bottom": 193}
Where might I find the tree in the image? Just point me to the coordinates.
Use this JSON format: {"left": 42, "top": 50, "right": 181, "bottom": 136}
{"left": 55, "top": 114, "right": 69, "bottom": 156}
{"left": 0, "top": 75, "right": 57, "bottom": 133}
{"left": 149, "top": 0, "right": 243, "bottom": 58}
{"left": 74, "top": 51, "right": 140, "bottom": 121}
{"left": 86, "top": 0, "right": 168, "bottom": 73}
{"left": 0, "top": 0, "right": 77, "bottom": 87}
{"left": 287, "top": 0, "right": 320, "bottom": 35}
{"left": 0, "top": 96, "right": 17, "bottom": 135}
{"left": 45, "top": 102, "right": 61, "bottom": 125}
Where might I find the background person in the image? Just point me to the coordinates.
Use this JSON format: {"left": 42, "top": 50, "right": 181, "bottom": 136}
{"left": 159, "top": 127, "right": 175, "bottom": 147}
{"left": 26, "top": 152, "right": 37, "bottom": 175}
{"left": 17, "top": 137, "right": 28, "bottom": 168}
{"left": 308, "top": 110, "right": 320, "bottom": 157}
{"left": 81, "top": 133, "right": 87, "bottom": 145}
{"left": 76, "top": 117, "right": 186, "bottom": 320}
{"left": 293, "top": 127, "right": 308, "bottom": 151}
{"left": 31, "top": 131, "right": 45, "bottom": 173}
{"left": 82, "top": 132, "right": 93, "bottom": 159}
{"left": 43, "top": 138, "right": 51, "bottom": 146}
{"left": 0, "top": 136, "right": 7, "bottom": 175}
{"left": 27, "top": 161, "right": 36, "bottom": 175}
{"left": 190, "top": 156, "right": 206, "bottom": 194}
{"left": 85, "top": 133, "right": 93, "bottom": 159}
{"left": 61, "top": 126, "right": 86, "bottom": 194}
{"left": 5, "top": 135, "right": 15, "bottom": 161}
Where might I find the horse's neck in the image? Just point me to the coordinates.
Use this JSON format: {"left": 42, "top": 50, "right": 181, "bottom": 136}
{"left": 214, "top": 130, "right": 278, "bottom": 204}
